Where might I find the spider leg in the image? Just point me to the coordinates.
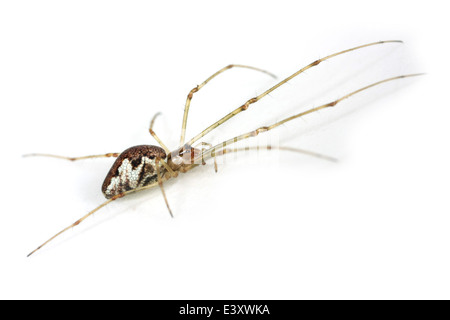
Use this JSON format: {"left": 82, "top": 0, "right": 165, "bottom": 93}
{"left": 149, "top": 112, "right": 170, "bottom": 154}
{"left": 27, "top": 176, "right": 176, "bottom": 257}
{"left": 194, "top": 142, "right": 218, "bottom": 172}
{"left": 23, "top": 152, "right": 120, "bottom": 161}
{"left": 185, "top": 40, "right": 403, "bottom": 148}
{"left": 179, "top": 64, "right": 277, "bottom": 146}
{"left": 159, "top": 157, "right": 178, "bottom": 178}
{"left": 27, "top": 193, "right": 125, "bottom": 257}
{"left": 196, "top": 74, "right": 423, "bottom": 162}
{"left": 215, "top": 145, "right": 337, "bottom": 163}
{"left": 155, "top": 157, "right": 174, "bottom": 218}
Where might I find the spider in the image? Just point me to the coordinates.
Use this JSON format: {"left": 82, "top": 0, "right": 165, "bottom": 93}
{"left": 25, "top": 40, "right": 422, "bottom": 256}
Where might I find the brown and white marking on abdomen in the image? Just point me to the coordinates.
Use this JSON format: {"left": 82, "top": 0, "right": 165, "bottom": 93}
{"left": 101, "top": 145, "right": 167, "bottom": 199}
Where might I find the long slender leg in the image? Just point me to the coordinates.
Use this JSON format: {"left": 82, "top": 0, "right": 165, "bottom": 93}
{"left": 185, "top": 40, "right": 403, "bottom": 148}
{"left": 196, "top": 74, "right": 423, "bottom": 162}
{"left": 215, "top": 145, "right": 337, "bottom": 162}
{"left": 155, "top": 158, "right": 174, "bottom": 218}
{"left": 149, "top": 113, "right": 170, "bottom": 154}
{"left": 24, "top": 112, "right": 171, "bottom": 161}
{"left": 195, "top": 142, "right": 218, "bottom": 172}
{"left": 27, "top": 193, "right": 125, "bottom": 257}
{"left": 27, "top": 175, "right": 175, "bottom": 257}
{"left": 23, "top": 152, "right": 120, "bottom": 161}
{"left": 179, "top": 64, "right": 277, "bottom": 146}
{"left": 159, "top": 157, "right": 178, "bottom": 178}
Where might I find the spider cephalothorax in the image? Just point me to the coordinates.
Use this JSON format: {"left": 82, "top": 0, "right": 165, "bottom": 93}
{"left": 167, "top": 144, "right": 204, "bottom": 172}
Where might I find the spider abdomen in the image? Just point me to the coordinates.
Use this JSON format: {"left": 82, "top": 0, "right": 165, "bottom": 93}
{"left": 102, "top": 145, "right": 167, "bottom": 199}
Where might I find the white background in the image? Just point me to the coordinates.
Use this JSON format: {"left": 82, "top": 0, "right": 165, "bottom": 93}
{"left": 1, "top": 1, "right": 449, "bottom": 299}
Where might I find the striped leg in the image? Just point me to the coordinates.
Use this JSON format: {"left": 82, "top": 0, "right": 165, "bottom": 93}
{"left": 195, "top": 142, "right": 218, "bottom": 172}
{"left": 215, "top": 145, "right": 337, "bottom": 163}
{"left": 27, "top": 193, "right": 126, "bottom": 257}
{"left": 179, "top": 64, "right": 277, "bottom": 146}
{"left": 184, "top": 40, "right": 403, "bottom": 148}
{"left": 149, "top": 112, "right": 170, "bottom": 154}
{"left": 27, "top": 176, "right": 174, "bottom": 257}
{"left": 23, "top": 152, "right": 120, "bottom": 161}
{"left": 155, "top": 157, "right": 174, "bottom": 218}
{"left": 197, "top": 74, "right": 423, "bottom": 162}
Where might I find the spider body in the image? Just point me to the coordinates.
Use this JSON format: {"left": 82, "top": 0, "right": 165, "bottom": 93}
{"left": 25, "top": 40, "right": 422, "bottom": 256}
{"left": 102, "top": 143, "right": 205, "bottom": 199}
